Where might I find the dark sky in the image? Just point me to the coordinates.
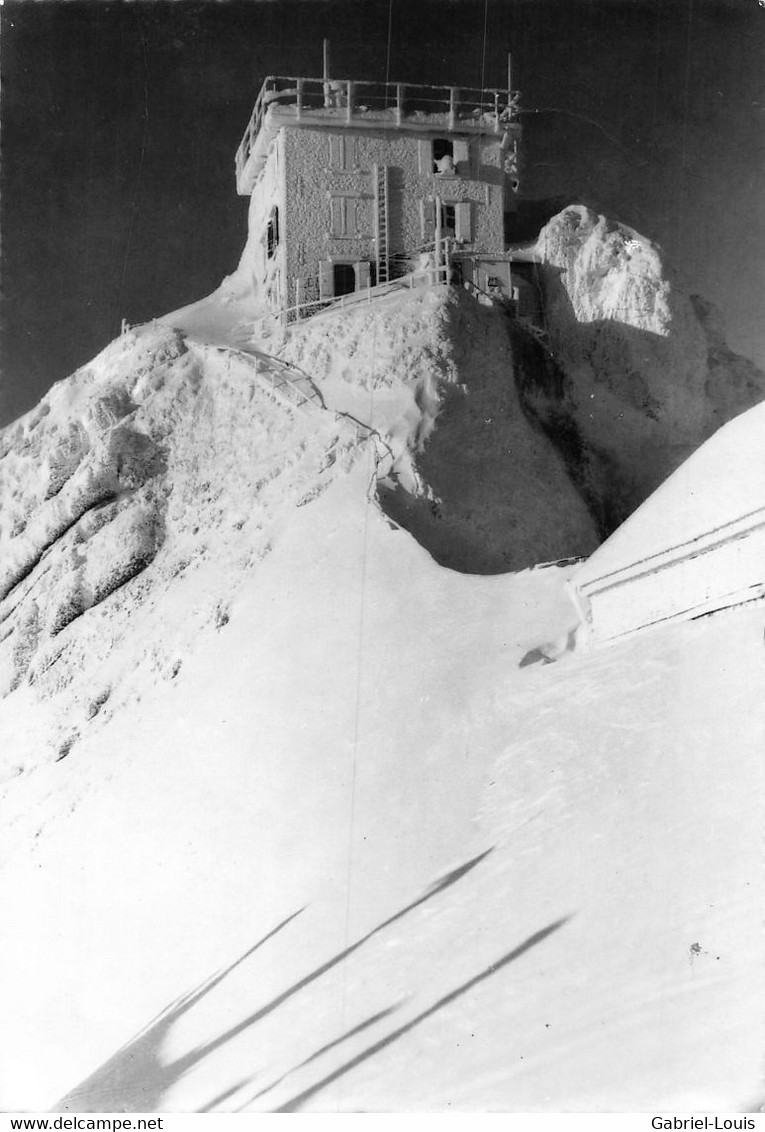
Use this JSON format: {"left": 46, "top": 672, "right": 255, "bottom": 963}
{"left": 1, "top": 0, "right": 763, "bottom": 426}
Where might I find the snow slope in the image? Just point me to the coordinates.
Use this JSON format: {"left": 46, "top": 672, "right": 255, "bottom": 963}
{"left": 574, "top": 399, "right": 765, "bottom": 586}
{"left": 1, "top": 231, "right": 764, "bottom": 1112}
{"left": 3, "top": 501, "right": 763, "bottom": 1111}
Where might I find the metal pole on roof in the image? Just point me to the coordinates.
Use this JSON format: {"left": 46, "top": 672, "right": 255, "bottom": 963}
{"left": 507, "top": 52, "right": 513, "bottom": 100}
{"left": 323, "top": 39, "right": 331, "bottom": 107}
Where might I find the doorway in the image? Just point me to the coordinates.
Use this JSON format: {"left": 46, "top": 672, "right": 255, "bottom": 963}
{"left": 333, "top": 263, "right": 356, "bottom": 296}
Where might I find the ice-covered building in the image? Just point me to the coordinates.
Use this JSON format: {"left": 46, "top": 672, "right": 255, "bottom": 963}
{"left": 569, "top": 402, "right": 765, "bottom": 646}
{"left": 234, "top": 59, "right": 521, "bottom": 318}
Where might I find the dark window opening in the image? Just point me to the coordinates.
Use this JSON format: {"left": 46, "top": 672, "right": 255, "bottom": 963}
{"left": 432, "top": 138, "right": 454, "bottom": 174}
{"left": 267, "top": 207, "right": 280, "bottom": 259}
{"left": 333, "top": 263, "right": 356, "bottom": 296}
{"left": 440, "top": 203, "right": 456, "bottom": 235}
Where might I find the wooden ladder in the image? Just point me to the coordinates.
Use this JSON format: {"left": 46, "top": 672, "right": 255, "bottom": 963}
{"left": 374, "top": 164, "right": 390, "bottom": 286}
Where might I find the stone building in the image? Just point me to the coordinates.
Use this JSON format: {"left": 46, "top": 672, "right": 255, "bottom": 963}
{"left": 234, "top": 71, "right": 521, "bottom": 318}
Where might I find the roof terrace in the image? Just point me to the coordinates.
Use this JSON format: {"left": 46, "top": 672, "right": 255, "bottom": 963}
{"left": 235, "top": 75, "right": 521, "bottom": 194}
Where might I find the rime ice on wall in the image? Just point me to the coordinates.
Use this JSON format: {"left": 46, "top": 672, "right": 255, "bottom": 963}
{"left": 281, "top": 126, "right": 506, "bottom": 304}
{"left": 238, "top": 137, "right": 286, "bottom": 313}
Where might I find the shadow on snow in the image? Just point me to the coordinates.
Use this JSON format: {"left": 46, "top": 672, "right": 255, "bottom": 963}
{"left": 55, "top": 849, "right": 494, "bottom": 1113}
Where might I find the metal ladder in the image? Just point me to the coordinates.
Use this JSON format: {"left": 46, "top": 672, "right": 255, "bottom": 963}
{"left": 374, "top": 164, "right": 390, "bottom": 286}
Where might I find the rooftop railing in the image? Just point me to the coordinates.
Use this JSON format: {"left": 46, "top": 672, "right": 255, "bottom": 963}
{"left": 235, "top": 75, "right": 520, "bottom": 188}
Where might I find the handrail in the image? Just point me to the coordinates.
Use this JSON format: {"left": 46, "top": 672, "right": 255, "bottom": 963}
{"left": 235, "top": 74, "right": 521, "bottom": 183}
{"left": 255, "top": 73, "right": 515, "bottom": 98}
{"left": 267, "top": 231, "right": 527, "bottom": 328}
{"left": 279, "top": 263, "right": 452, "bottom": 326}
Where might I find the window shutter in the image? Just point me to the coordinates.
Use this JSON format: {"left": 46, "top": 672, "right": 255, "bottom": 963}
{"left": 421, "top": 198, "right": 436, "bottom": 239}
{"left": 354, "top": 197, "right": 371, "bottom": 236}
{"left": 355, "top": 261, "right": 371, "bottom": 290}
{"left": 455, "top": 202, "right": 472, "bottom": 242}
{"left": 418, "top": 139, "right": 432, "bottom": 174}
{"left": 330, "top": 196, "right": 346, "bottom": 236}
{"left": 346, "top": 198, "right": 360, "bottom": 237}
{"left": 319, "top": 261, "right": 334, "bottom": 299}
{"left": 453, "top": 138, "right": 470, "bottom": 171}
{"left": 329, "top": 136, "right": 344, "bottom": 169}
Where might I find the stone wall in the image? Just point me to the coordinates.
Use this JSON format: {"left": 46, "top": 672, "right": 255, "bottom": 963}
{"left": 281, "top": 123, "right": 507, "bottom": 303}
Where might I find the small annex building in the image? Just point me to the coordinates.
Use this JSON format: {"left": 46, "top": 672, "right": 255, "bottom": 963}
{"left": 233, "top": 52, "right": 521, "bottom": 320}
{"left": 569, "top": 402, "right": 765, "bottom": 646}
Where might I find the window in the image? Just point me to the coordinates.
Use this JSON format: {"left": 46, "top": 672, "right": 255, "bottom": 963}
{"left": 432, "top": 138, "right": 454, "bottom": 175}
{"left": 439, "top": 203, "right": 456, "bottom": 234}
{"left": 422, "top": 199, "right": 471, "bottom": 242}
{"left": 267, "top": 207, "right": 279, "bottom": 259}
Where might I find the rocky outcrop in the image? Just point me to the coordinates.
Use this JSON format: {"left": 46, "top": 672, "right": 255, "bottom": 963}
{"left": 0, "top": 324, "right": 359, "bottom": 754}
{"left": 519, "top": 206, "right": 765, "bottom": 530}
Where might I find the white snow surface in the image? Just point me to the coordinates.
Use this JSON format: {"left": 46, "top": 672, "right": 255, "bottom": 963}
{"left": 574, "top": 399, "right": 765, "bottom": 585}
{"left": 2, "top": 503, "right": 763, "bottom": 1111}
{"left": 1, "top": 225, "right": 764, "bottom": 1112}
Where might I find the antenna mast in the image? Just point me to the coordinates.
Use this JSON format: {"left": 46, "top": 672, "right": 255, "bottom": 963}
{"left": 323, "top": 38, "right": 331, "bottom": 107}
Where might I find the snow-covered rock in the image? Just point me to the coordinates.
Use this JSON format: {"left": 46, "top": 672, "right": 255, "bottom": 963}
{"left": 280, "top": 287, "right": 600, "bottom": 573}
{"left": 525, "top": 206, "right": 765, "bottom": 528}
{"left": 0, "top": 323, "right": 362, "bottom": 781}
